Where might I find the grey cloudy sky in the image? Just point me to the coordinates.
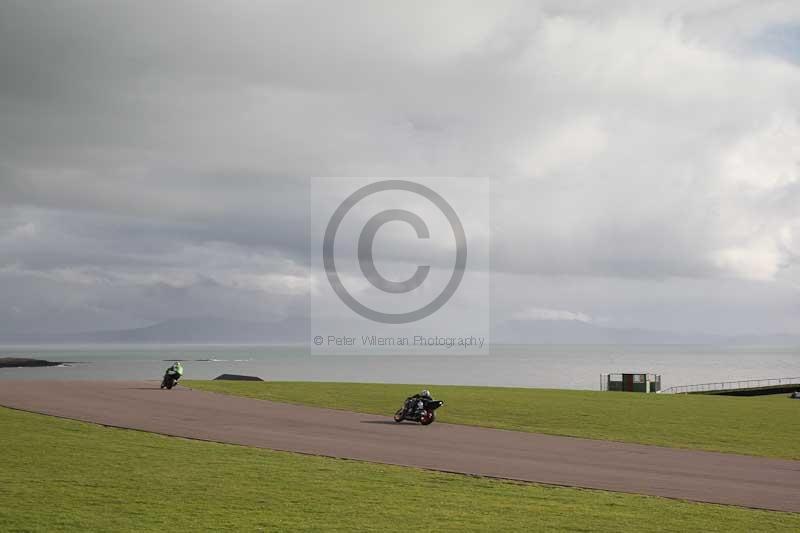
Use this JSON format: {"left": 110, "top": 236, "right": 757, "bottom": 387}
{"left": 1, "top": 1, "right": 799, "bottom": 337}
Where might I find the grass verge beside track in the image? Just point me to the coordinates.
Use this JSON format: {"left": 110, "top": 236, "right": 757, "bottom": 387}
{"left": 185, "top": 381, "right": 800, "bottom": 460}
{"left": 1, "top": 407, "right": 799, "bottom": 532}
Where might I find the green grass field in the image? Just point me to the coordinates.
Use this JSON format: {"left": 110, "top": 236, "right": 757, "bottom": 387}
{"left": 1, "top": 407, "right": 798, "bottom": 532}
{"left": 185, "top": 381, "right": 800, "bottom": 459}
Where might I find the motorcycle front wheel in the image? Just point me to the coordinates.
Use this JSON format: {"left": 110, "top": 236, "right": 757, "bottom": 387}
{"left": 419, "top": 410, "right": 435, "bottom": 425}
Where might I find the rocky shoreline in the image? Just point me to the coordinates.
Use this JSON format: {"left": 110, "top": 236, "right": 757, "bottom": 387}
{"left": 0, "top": 357, "right": 64, "bottom": 368}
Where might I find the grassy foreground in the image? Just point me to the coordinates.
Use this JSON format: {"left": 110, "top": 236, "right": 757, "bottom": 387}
{"left": 1, "top": 407, "right": 798, "bottom": 532}
{"left": 186, "top": 381, "right": 800, "bottom": 460}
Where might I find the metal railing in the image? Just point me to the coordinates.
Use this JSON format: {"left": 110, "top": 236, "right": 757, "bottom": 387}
{"left": 659, "top": 377, "right": 800, "bottom": 395}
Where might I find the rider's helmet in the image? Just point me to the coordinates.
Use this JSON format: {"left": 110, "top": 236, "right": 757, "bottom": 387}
{"left": 421, "top": 389, "right": 430, "bottom": 398}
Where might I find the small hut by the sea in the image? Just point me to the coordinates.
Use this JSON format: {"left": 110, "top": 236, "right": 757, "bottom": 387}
{"left": 601, "top": 373, "right": 661, "bottom": 393}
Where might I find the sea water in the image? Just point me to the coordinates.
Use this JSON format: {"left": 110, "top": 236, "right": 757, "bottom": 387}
{"left": 1, "top": 344, "right": 798, "bottom": 390}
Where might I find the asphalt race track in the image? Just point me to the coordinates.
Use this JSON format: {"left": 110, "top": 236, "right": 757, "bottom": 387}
{"left": 1, "top": 381, "right": 798, "bottom": 512}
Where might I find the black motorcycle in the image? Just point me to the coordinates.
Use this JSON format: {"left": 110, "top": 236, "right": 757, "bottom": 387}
{"left": 160, "top": 372, "right": 180, "bottom": 390}
{"left": 393, "top": 397, "right": 444, "bottom": 425}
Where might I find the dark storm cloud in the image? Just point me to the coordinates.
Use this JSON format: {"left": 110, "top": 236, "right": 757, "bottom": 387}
{"left": 1, "top": 1, "right": 799, "bottom": 335}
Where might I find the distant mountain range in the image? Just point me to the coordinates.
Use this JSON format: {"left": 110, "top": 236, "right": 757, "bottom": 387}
{"left": 493, "top": 319, "right": 800, "bottom": 346}
{"left": 0, "top": 316, "right": 306, "bottom": 344}
{"left": 1, "top": 316, "right": 798, "bottom": 346}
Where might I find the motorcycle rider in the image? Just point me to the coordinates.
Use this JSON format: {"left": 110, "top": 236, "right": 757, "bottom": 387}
{"left": 164, "top": 361, "right": 184, "bottom": 385}
{"left": 405, "top": 389, "right": 433, "bottom": 415}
